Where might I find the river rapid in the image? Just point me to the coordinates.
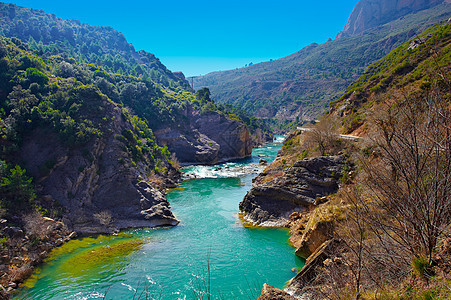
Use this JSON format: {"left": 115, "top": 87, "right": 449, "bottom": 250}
{"left": 16, "top": 136, "right": 303, "bottom": 299}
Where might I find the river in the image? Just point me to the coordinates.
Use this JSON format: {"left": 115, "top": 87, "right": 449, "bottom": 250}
{"left": 15, "top": 136, "right": 303, "bottom": 299}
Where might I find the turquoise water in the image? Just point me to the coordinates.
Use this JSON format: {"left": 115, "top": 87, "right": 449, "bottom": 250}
{"left": 16, "top": 136, "right": 303, "bottom": 299}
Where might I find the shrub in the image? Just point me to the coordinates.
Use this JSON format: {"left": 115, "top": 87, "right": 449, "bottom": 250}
{"left": 26, "top": 67, "right": 49, "bottom": 86}
{"left": 412, "top": 256, "right": 432, "bottom": 278}
{"left": 94, "top": 210, "right": 112, "bottom": 226}
{"left": 23, "top": 211, "right": 55, "bottom": 240}
{"left": 0, "top": 162, "right": 36, "bottom": 210}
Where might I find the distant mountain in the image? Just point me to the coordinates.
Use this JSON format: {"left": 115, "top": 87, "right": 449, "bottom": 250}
{"left": 193, "top": 2, "right": 451, "bottom": 121}
{"left": 337, "top": 0, "right": 445, "bottom": 38}
{"left": 331, "top": 18, "right": 451, "bottom": 134}
{"left": 0, "top": 2, "right": 190, "bottom": 91}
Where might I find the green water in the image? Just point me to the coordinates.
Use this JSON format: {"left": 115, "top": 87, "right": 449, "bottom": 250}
{"left": 16, "top": 136, "right": 303, "bottom": 299}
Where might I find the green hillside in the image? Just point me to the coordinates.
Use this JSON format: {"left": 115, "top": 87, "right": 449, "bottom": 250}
{"left": 0, "top": 36, "right": 172, "bottom": 193}
{"left": 193, "top": 3, "right": 451, "bottom": 121}
{"left": 331, "top": 19, "right": 451, "bottom": 134}
{"left": 0, "top": 2, "right": 190, "bottom": 91}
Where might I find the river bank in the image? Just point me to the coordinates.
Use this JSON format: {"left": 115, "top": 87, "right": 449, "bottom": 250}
{"left": 12, "top": 136, "right": 303, "bottom": 299}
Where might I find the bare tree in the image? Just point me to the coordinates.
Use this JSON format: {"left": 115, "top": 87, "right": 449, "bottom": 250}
{"left": 363, "top": 84, "right": 450, "bottom": 264}
{"left": 305, "top": 117, "right": 339, "bottom": 156}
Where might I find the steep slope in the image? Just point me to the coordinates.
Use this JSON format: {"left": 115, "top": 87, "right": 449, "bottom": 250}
{"left": 249, "top": 21, "right": 451, "bottom": 299}
{"left": 330, "top": 18, "right": 451, "bottom": 134}
{"left": 0, "top": 2, "right": 190, "bottom": 91}
{"left": 337, "top": 0, "right": 445, "bottom": 38}
{"left": 0, "top": 37, "right": 179, "bottom": 233}
{"left": 0, "top": 38, "right": 180, "bottom": 295}
{"left": 194, "top": 2, "right": 451, "bottom": 121}
{"left": 0, "top": 3, "right": 256, "bottom": 165}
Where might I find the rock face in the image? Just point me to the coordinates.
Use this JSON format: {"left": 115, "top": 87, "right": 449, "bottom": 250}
{"left": 294, "top": 220, "right": 334, "bottom": 259}
{"left": 252, "top": 128, "right": 274, "bottom": 147}
{"left": 337, "top": 0, "right": 444, "bottom": 38}
{"left": 20, "top": 102, "right": 179, "bottom": 234}
{"left": 257, "top": 284, "right": 297, "bottom": 300}
{"left": 239, "top": 156, "right": 345, "bottom": 226}
{"left": 285, "top": 239, "right": 341, "bottom": 298}
{"left": 154, "top": 110, "right": 252, "bottom": 165}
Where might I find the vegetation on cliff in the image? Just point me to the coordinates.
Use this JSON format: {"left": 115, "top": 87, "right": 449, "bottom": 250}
{"left": 251, "top": 20, "right": 451, "bottom": 299}
{"left": 0, "top": 2, "right": 190, "bottom": 91}
{"left": 194, "top": 3, "right": 451, "bottom": 122}
{"left": 0, "top": 36, "right": 173, "bottom": 171}
{"left": 0, "top": 3, "right": 266, "bottom": 137}
{"left": 330, "top": 19, "right": 451, "bottom": 135}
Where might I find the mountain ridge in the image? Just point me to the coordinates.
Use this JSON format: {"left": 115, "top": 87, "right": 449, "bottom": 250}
{"left": 0, "top": 2, "right": 191, "bottom": 91}
{"left": 193, "top": 2, "right": 451, "bottom": 121}
{"left": 337, "top": 0, "right": 445, "bottom": 38}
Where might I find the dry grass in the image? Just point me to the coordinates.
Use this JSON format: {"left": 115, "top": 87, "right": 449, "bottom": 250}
{"left": 9, "top": 263, "right": 33, "bottom": 283}
{"left": 147, "top": 172, "right": 165, "bottom": 190}
{"left": 23, "top": 211, "right": 55, "bottom": 240}
{"left": 93, "top": 210, "right": 112, "bottom": 226}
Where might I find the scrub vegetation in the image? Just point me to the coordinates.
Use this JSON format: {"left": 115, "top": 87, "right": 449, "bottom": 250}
{"left": 270, "top": 21, "right": 451, "bottom": 299}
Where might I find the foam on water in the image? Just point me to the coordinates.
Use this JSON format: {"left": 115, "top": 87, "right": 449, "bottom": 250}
{"left": 14, "top": 136, "right": 302, "bottom": 300}
{"left": 183, "top": 135, "right": 284, "bottom": 179}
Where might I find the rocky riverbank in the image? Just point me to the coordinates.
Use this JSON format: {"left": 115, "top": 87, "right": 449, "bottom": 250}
{"left": 0, "top": 214, "right": 75, "bottom": 298}
{"left": 19, "top": 102, "right": 180, "bottom": 235}
{"left": 0, "top": 101, "right": 181, "bottom": 298}
{"left": 241, "top": 130, "right": 355, "bottom": 299}
{"left": 240, "top": 156, "right": 345, "bottom": 227}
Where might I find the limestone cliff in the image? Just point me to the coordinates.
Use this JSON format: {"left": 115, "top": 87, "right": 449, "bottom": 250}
{"left": 19, "top": 101, "right": 179, "bottom": 234}
{"left": 154, "top": 109, "right": 252, "bottom": 165}
{"left": 337, "top": 0, "right": 445, "bottom": 38}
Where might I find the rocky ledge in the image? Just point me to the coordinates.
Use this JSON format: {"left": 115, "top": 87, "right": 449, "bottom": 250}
{"left": 239, "top": 156, "right": 345, "bottom": 226}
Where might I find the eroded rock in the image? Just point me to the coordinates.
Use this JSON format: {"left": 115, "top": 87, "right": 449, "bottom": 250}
{"left": 155, "top": 110, "right": 252, "bottom": 165}
{"left": 20, "top": 102, "right": 179, "bottom": 234}
{"left": 239, "top": 156, "right": 345, "bottom": 226}
{"left": 285, "top": 239, "right": 341, "bottom": 298}
{"left": 257, "top": 283, "right": 297, "bottom": 300}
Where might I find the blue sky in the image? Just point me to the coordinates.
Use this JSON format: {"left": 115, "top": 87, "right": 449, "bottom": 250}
{"left": 5, "top": 0, "right": 360, "bottom": 76}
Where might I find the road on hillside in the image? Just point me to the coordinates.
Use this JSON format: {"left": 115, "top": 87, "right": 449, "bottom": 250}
{"left": 296, "top": 127, "right": 362, "bottom": 141}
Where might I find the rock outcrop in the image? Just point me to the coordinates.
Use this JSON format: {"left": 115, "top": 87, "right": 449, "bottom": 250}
{"left": 239, "top": 156, "right": 345, "bottom": 226}
{"left": 294, "top": 220, "right": 334, "bottom": 259}
{"left": 285, "top": 239, "right": 342, "bottom": 298}
{"left": 20, "top": 101, "right": 179, "bottom": 234}
{"left": 257, "top": 284, "right": 297, "bottom": 300}
{"left": 252, "top": 128, "right": 274, "bottom": 147}
{"left": 155, "top": 110, "right": 252, "bottom": 165}
{"left": 337, "top": 0, "right": 445, "bottom": 38}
